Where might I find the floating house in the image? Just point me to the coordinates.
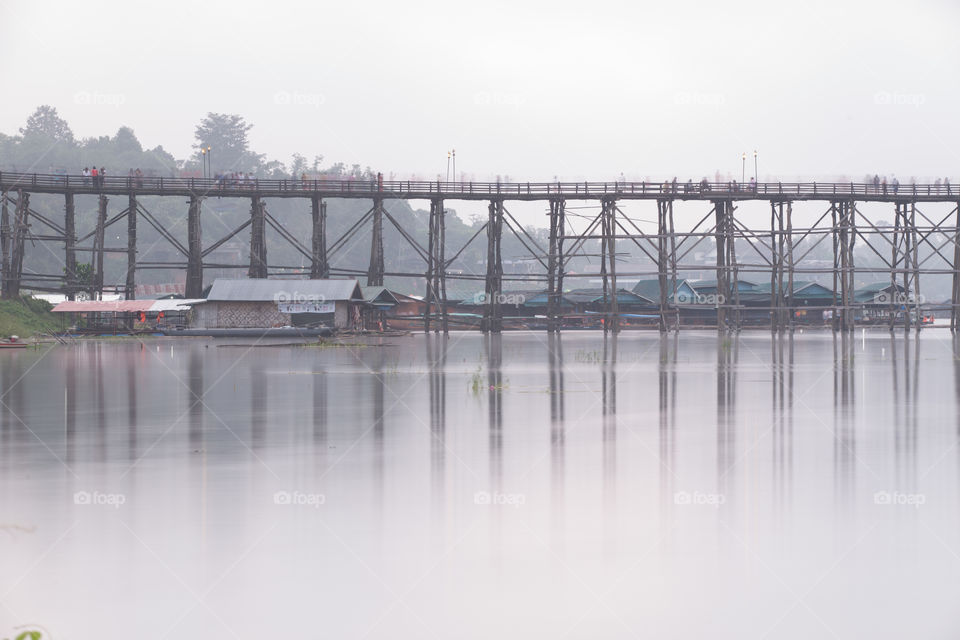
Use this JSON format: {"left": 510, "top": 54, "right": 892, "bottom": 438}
{"left": 190, "top": 279, "right": 364, "bottom": 329}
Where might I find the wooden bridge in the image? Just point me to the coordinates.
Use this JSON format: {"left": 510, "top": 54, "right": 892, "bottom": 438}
{"left": 2, "top": 170, "right": 959, "bottom": 333}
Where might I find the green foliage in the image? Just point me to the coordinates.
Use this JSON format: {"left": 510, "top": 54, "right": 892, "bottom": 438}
{"left": 64, "top": 263, "right": 94, "bottom": 296}
{"left": 0, "top": 296, "right": 58, "bottom": 337}
{"left": 20, "top": 105, "right": 74, "bottom": 143}
{"left": 193, "top": 112, "right": 264, "bottom": 174}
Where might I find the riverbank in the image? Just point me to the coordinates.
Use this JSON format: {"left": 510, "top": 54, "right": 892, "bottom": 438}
{"left": 0, "top": 296, "right": 57, "bottom": 338}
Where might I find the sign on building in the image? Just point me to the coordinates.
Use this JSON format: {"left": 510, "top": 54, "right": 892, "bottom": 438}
{"left": 278, "top": 301, "right": 335, "bottom": 314}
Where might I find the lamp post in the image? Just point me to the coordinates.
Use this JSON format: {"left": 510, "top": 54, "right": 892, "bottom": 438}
{"left": 201, "top": 146, "right": 212, "bottom": 178}
{"left": 446, "top": 151, "right": 451, "bottom": 182}
{"left": 753, "top": 149, "right": 758, "bottom": 182}
{"left": 452, "top": 149, "right": 456, "bottom": 182}
{"left": 741, "top": 152, "right": 746, "bottom": 183}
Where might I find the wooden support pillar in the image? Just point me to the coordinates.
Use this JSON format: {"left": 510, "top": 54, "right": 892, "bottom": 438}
{"left": 728, "top": 203, "right": 740, "bottom": 330}
{"left": 714, "top": 200, "right": 734, "bottom": 330}
{"left": 482, "top": 199, "right": 503, "bottom": 333}
{"left": 830, "top": 203, "right": 840, "bottom": 332}
{"left": 770, "top": 202, "right": 782, "bottom": 332}
{"left": 65, "top": 192, "right": 77, "bottom": 300}
{"left": 186, "top": 196, "right": 203, "bottom": 298}
{"left": 546, "top": 198, "right": 565, "bottom": 332}
{"left": 951, "top": 202, "right": 960, "bottom": 332}
{"left": 785, "top": 202, "right": 795, "bottom": 332}
{"left": 667, "top": 199, "right": 678, "bottom": 332}
{"left": 606, "top": 199, "right": 619, "bottom": 333}
{"left": 248, "top": 196, "right": 267, "bottom": 279}
{"left": 836, "top": 201, "right": 855, "bottom": 331}
{"left": 93, "top": 195, "right": 107, "bottom": 299}
{"left": 889, "top": 202, "right": 901, "bottom": 332}
{"left": 310, "top": 196, "right": 328, "bottom": 278}
{"left": 425, "top": 199, "right": 438, "bottom": 333}
{"left": 367, "top": 197, "right": 385, "bottom": 286}
{"left": 9, "top": 192, "right": 30, "bottom": 299}
{"left": 657, "top": 199, "right": 670, "bottom": 333}
{"left": 909, "top": 202, "right": 921, "bottom": 332}
{"left": 125, "top": 193, "right": 137, "bottom": 299}
{"left": 424, "top": 198, "right": 447, "bottom": 334}
{"left": 847, "top": 202, "right": 857, "bottom": 331}
{"left": 1, "top": 190, "right": 10, "bottom": 299}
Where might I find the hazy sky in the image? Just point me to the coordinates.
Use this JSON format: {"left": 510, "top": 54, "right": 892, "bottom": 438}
{"left": 1, "top": 0, "right": 958, "bottom": 182}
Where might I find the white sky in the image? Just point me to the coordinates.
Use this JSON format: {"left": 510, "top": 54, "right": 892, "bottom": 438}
{"left": 1, "top": 0, "right": 958, "bottom": 182}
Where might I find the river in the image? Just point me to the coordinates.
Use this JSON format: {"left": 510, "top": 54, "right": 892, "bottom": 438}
{"left": 1, "top": 331, "right": 959, "bottom": 638}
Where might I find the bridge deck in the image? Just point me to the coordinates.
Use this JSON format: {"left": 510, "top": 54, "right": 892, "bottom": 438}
{"left": 0, "top": 172, "right": 956, "bottom": 202}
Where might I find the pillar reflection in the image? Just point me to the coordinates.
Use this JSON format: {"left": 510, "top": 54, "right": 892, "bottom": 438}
{"left": 832, "top": 331, "right": 856, "bottom": 510}
{"left": 659, "top": 333, "right": 678, "bottom": 530}
{"left": 427, "top": 335, "right": 447, "bottom": 518}
{"left": 547, "top": 332, "right": 566, "bottom": 551}
{"left": 716, "top": 334, "right": 739, "bottom": 496}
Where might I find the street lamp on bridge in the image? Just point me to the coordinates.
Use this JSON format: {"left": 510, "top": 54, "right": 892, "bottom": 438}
{"left": 201, "top": 146, "right": 212, "bottom": 178}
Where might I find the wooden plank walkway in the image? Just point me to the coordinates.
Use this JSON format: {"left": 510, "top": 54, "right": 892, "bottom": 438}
{"left": 1, "top": 172, "right": 957, "bottom": 202}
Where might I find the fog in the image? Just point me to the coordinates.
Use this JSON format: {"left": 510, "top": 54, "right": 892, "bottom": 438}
{"left": 2, "top": 0, "right": 958, "bottom": 182}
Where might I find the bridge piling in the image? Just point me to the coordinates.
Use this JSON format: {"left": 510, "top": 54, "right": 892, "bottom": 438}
{"left": 8, "top": 191, "right": 29, "bottom": 299}
{"left": 248, "top": 196, "right": 267, "bottom": 279}
{"left": 64, "top": 193, "right": 77, "bottom": 300}
{"left": 0, "top": 190, "right": 9, "bottom": 299}
{"left": 657, "top": 199, "right": 670, "bottom": 332}
{"left": 483, "top": 199, "right": 503, "bottom": 333}
{"left": 604, "top": 198, "right": 619, "bottom": 333}
{"left": 92, "top": 195, "right": 107, "bottom": 298}
{"left": 125, "top": 193, "right": 137, "bottom": 299}
{"left": 310, "top": 196, "right": 328, "bottom": 279}
{"left": 952, "top": 204, "right": 960, "bottom": 332}
{"left": 424, "top": 198, "right": 447, "bottom": 333}
{"left": 186, "top": 196, "right": 203, "bottom": 298}
{"left": 367, "top": 197, "right": 385, "bottom": 286}
{"left": 713, "top": 200, "right": 735, "bottom": 331}
{"left": 546, "top": 198, "right": 565, "bottom": 333}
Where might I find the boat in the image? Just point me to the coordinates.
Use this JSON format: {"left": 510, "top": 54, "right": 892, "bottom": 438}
{"left": 0, "top": 336, "right": 28, "bottom": 349}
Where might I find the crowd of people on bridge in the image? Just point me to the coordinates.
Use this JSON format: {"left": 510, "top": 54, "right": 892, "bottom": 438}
{"left": 214, "top": 172, "right": 258, "bottom": 189}
{"left": 867, "top": 174, "right": 952, "bottom": 195}
{"left": 81, "top": 166, "right": 107, "bottom": 188}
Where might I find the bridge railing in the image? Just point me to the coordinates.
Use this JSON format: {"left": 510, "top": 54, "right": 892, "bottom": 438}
{"left": 0, "top": 171, "right": 955, "bottom": 198}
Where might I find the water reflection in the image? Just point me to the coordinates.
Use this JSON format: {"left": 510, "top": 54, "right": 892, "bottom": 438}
{"left": 832, "top": 332, "right": 856, "bottom": 509}
{"left": 716, "top": 334, "right": 738, "bottom": 495}
{"left": 893, "top": 334, "right": 920, "bottom": 491}
{"left": 427, "top": 335, "right": 447, "bottom": 517}
{"left": 3, "top": 334, "right": 960, "bottom": 638}
{"left": 486, "top": 334, "right": 503, "bottom": 492}
{"left": 659, "top": 333, "right": 678, "bottom": 527}
{"left": 771, "top": 333, "right": 794, "bottom": 521}
{"left": 188, "top": 346, "right": 203, "bottom": 451}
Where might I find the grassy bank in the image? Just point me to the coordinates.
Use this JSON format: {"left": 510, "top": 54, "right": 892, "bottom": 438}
{"left": 0, "top": 296, "right": 58, "bottom": 338}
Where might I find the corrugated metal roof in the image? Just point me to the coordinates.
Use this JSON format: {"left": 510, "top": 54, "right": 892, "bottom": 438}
{"left": 205, "top": 278, "right": 363, "bottom": 302}
{"left": 52, "top": 299, "right": 206, "bottom": 313}
{"left": 150, "top": 299, "right": 206, "bottom": 311}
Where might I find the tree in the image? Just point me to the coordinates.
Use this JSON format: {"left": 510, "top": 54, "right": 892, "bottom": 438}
{"left": 20, "top": 105, "right": 74, "bottom": 144}
{"left": 113, "top": 126, "right": 143, "bottom": 154}
{"left": 290, "top": 153, "right": 307, "bottom": 178}
{"left": 193, "top": 113, "right": 264, "bottom": 174}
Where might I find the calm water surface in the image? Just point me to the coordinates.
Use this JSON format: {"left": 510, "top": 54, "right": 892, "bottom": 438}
{"left": 2, "top": 331, "right": 960, "bottom": 639}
